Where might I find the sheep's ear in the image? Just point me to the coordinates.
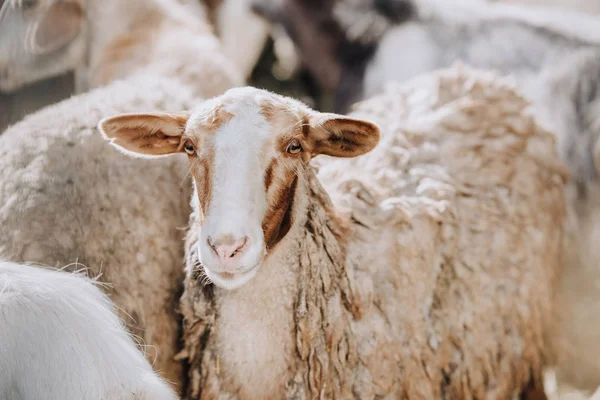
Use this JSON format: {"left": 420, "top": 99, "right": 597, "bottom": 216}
{"left": 308, "top": 113, "right": 380, "bottom": 158}
{"left": 98, "top": 112, "right": 190, "bottom": 157}
{"left": 29, "top": 1, "right": 84, "bottom": 55}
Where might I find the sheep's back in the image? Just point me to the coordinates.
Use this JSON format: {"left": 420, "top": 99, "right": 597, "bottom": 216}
{"left": 0, "top": 75, "right": 194, "bottom": 385}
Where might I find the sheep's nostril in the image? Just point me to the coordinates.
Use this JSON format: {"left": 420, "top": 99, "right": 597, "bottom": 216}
{"left": 229, "top": 237, "right": 248, "bottom": 258}
{"left": 209, "top": 235, "right": 249, "bottom": 263}
{"left": 207, "top": 236, "right": 218, "bottom": 255}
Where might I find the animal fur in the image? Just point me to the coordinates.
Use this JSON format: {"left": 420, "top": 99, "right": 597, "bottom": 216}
{"left": 256, "top": 2, "right": 600, "bottom": 389}
{"left": 358, "top": 3, "right": 600, "bottom": 391}
{"left": 176, "top": 66, "right": 566, "bottom": 398}
{"left": 0, "top": 260, "right": 178, "bottom": 400}
{"left": 0, "top": 0, "right": 242, "bottom": 388}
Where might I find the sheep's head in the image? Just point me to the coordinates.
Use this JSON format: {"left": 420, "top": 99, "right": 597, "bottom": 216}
{"left": 99, "top": 87, "right": 380, "bottom": 290}
{"left": 0, "top": 0, "right": 85, "bottom": 92}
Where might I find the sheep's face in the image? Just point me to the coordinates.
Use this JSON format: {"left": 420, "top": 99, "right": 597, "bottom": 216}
{"left": 99, "top": 87, "right": 380, "bottom": 290}
{"left": 0, "top": 0, "right": 85, "bottom": 93}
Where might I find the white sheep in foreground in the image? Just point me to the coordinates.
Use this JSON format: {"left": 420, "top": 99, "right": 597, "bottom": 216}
{"left": 100, "top": 65, "right": 567, "bottom": 399}
{"left": 0, "top": 0, "right": 242, "bottom": 388}
{"left": 0, "top": 261, "right": 178, "bottom": 400}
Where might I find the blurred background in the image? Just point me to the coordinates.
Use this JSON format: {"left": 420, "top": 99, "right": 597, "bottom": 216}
{"left": 2, "top": 0, "right": 598, "bottom": 129}
{"left": 2, "top": 0, "right": 600, "bottom": 399}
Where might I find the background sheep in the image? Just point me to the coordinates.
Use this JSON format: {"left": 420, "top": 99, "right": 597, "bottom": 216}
{"left": 0, "top": 260, "right": 179, "bottom": 400}
{"left": 0, "top": 0, "right": 225, "bottom": 130}
{"left": 0, "top": 0, "right": 242, "bottom": 388}
{"left": 356, "top": 5, "right": 600, "bottom": 395}
{"left": 0, "top": 0, "right": 218, "bottom": 93}
{"left": 100, "top": 66, "right": 566, "bottom": 399}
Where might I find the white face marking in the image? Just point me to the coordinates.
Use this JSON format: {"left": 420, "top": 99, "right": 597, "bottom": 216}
{"left": 192, "top": 93, "right": 276, "bottom": 290}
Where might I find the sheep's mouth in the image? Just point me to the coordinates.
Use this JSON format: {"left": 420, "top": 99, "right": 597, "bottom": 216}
{"left": 217, "top": 271, "right": 235, "bottom": 280}
{"left": 213, "top": 265, "right": 257, "bottom": 281}
{"left": 206, "top": 264, "right": 260, "bottom": 290}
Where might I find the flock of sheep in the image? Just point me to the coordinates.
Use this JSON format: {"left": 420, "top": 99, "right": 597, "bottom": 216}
{"left": 0, "top": 0, "right": 599, "bottom": 399}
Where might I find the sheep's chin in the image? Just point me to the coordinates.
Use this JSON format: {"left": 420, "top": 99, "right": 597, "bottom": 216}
{"left": 203, "top": 265, "right": 260, "bottom": 290}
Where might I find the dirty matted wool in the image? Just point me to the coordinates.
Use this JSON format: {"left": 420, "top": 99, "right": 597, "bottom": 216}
{"left": 180, "top": 65, "right": 567, "bottom": 399}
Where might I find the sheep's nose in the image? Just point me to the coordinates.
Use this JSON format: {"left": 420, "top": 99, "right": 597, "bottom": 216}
{"left": 208, "top": 235, "right": 249, "bottom": 264}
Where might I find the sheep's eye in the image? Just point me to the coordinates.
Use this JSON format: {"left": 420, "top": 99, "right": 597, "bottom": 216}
{"left": 183, "top": 141, "right": 196, "bottom": 155}
{"left": 286, "top": 140, "right": 302, "bottom": 155}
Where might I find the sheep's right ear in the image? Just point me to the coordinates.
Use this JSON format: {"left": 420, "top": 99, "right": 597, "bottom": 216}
{"left": 98, "top": 112, "right": 190, "bottom": 157}
{"left": 307, "top": 113, "right": 381, "bottom": 158}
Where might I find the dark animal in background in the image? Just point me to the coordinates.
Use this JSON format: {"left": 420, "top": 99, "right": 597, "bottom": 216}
{"left": 251, "top": 0, "right": 414, "bottom": 112}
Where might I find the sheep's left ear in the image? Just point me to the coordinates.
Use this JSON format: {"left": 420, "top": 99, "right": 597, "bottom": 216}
{"left": 98, "top": 112, "right": 190, "bottom": 157}
{"left": 308, "top": 113, "right": 380, "bottom": 158}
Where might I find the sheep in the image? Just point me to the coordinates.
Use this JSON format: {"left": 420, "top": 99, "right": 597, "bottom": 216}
{"left": 0, "top": 0, "right": 242, "bottom": 388}
{"left": 257, "top": 0, "right": 600, "bottom": 392}
{"left": 351, "top": 3, "right": 600, "bottom": 394}
{"left": 0, "top": 260, "right": 178, "bottom": 400}
{"left": 0, "top": 0, "right": 84, "bottom": 93}
{"left": 99, "top": 65, "right": 567, "bottom": 399}
{"left": 0, "top": 0, "right": 223, "bottom": 94}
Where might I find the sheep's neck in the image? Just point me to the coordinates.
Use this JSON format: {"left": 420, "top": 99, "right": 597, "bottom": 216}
{"left": 191, "top": 170, "right": 354, "bottom": 399}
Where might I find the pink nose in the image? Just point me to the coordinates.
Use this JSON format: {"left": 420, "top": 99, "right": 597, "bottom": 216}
{"left": 208, "top": 235, "right": 248, "bottom": 265}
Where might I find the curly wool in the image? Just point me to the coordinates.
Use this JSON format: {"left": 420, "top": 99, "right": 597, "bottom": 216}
{"left": 180, "top": 65, "right": 566, "bottom": 399}
{"left": 0, "top": 0, "right": 243, "bottom": 387}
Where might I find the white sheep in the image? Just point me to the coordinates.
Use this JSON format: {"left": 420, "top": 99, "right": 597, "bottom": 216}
{"left": 0, "top": 0, "right": 242, "bottom": 388}
{"left": 0, "top": 260, "right": 178, "bottom": 400}
{"left": 100, "top": 65, "right": 567, "bottom": 399}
